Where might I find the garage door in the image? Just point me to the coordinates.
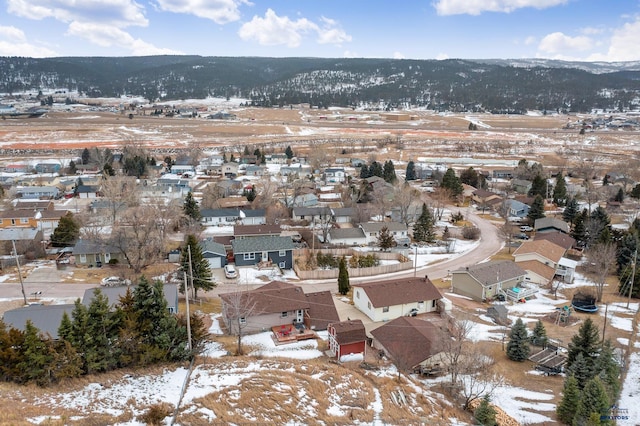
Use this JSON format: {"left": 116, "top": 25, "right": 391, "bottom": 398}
{"left": 207, "top": 257, "right": 222, "bottom": 270}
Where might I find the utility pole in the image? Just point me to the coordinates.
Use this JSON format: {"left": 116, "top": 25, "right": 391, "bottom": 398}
{"left": 413, "top": 246, "right": 418, "bottom": 278}
{"left": 183, "top": 271, "right": 192, "bottom": 353}
{"left": 12, "top": 240, "right": 27, "bottom": 305}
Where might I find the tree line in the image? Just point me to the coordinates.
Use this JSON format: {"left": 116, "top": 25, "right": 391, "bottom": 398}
{"left": 0, "top": 277, "right": 207, "bottom": 386}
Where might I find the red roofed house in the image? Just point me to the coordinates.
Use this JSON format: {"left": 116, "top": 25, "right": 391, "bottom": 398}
{"left": 327, "top": 319, "right": 368, "bottom": 360}
{"left": 352, "top": 276, "right": 441, "bottom": 322}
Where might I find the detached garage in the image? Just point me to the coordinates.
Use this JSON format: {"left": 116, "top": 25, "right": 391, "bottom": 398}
{"left": 200, "top": 239, "right": 227, "bottom": 270}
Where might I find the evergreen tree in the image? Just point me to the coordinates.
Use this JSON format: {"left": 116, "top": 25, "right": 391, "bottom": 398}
{"left": 405, "top": 161, "right": 416, "bottom": 181}
{"left": 338, "top": 256, "right": 350, "bottom": 295}
{"left": 589, "top": 206, "right": 611, "bottom": 244}
{"left": 616, "top": 232, "right": 638, "bottom": 275}
{"left": 553, "top": 172, "right": 568, "bottom": 206}
{"left": 630, "top": 183, "right": 640, "bottom": 199}
{"left": 442, "top": 226, "right": 451, "bottom": 241}
{"left": 67, "top": 299, "right": 90, "bottom": 373}
{"left": 81, "top": 147, "right": 91, "bottom": 165}
{"left": 474, "top": 394, "right": 497, "bottom": 426}
{"left": 17, "top": 321, "right": 54, "bottom": 385}
{"left": 50, "top": 212, "right": 80, "bottom": 247}
{"left": 556, "top": 375, "right": 580, "bottom": 424}
{"left": 183, "top": 191, "right": 201, "bottom": 221}
{"left": 567, "top": 352, "right": 595, "bottom": 390}
{"left": 413, "top": 203, "right": 435, "bottom": 243}
{"left": 614, "top": 187, "right": 624, "bottom": 203}
{"left": 243, "top": 186, "right": 256, "bottom": 202}
{"left": 369, "top": 161, "right": 383, "bottom": 178}
{"left": 359, "top": 164, "right": 370, "bottom": 179}
{"left": 180, "top": 235, "right": 215, "bottom": 298}
{"left": 618, "top": 266, "right": 640, "bottom": 299}
{"left": 506, "top": 318, "right": 530, "bottom": 361}
{"left": 529, "top": 174, "right": 548, "bottom": 198}
{"left": 531, "top": 320, "right": 548, "bottom": 347}
{"left": 284, "top": 145, "right": 294, "bottom": 159}
{"left": 563, "top": 197, "right": 579, "bottom": 226}
{"left": 567, "top": 318, "right": 600, "bottom": 371}
{"left": 115, "top": 288, "right": 143, "bottom": 367}
{"left": 571, "top": 210, "right": 588, "bottom": 248}
{"left": 84, "top": 289, "right": 119, "bottom": 374}
{"left": 460, "top": 167, "right": 480, "bottom": 188}
{"left": 595, "top": 340, "right": 621, "bottom": 401}
{"left": 441, "top": 168, "right": 463, "bottom": 197}
{"left": 50, "top": 339, "right": 82, "bottom": 382}
{"left": 573, "top": 377, "right": 610, "bottom": 426}
{"left": 383, "top": 160, "right": 397, "bottom": 183}
{"left": 377, "top": 226, "right": 396, "bottom": 251}
{"left": 0, "top": 319, "right": 25, "bottom": 382}
{"left": 527, "top": 195, "right": 546, "bottom": 222}
{"left": 67, "top": 160, "right": 77, "bottom": 175}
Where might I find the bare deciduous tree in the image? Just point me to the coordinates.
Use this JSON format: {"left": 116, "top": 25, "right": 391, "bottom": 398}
{"left": 110, "top": 205, "right": 165, "bottom": 273}
{"left": 392, "top": 183, "right": 421, "bottom": 227}
{"left": 99, "top": 175, "right": 139, "bottom": 224}
{"left": 221, "top": 290, "right": 257, "bottom": 355}
{"left": 584, "top": 242, "right": 617, "bottom": 302}
{"left": 440, "top": 318, "right": 475, "bottom": 386}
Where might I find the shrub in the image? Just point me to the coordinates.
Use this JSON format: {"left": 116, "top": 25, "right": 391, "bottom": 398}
{"left": 138, "top": 402, "right": 173, "bottom": 425}
{"left": 461, "top": 226, "right": 480, "bottom": 240}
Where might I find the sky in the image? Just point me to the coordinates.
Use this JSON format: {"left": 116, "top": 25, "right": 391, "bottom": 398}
{"left": 0, "top": 0, "right": 640, "bottom": 62}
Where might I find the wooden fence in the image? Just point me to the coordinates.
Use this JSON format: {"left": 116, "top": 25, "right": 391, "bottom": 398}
{"left": 293, "top": 248, "right": 413, "bottom": 280}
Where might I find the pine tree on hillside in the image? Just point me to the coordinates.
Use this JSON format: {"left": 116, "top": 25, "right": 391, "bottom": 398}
{"left": 183, "top": 191, "right": 201, "bottom": 221}
{"left": 441, "top": 168, "right": 463, "bottom": 197}
{"left": 573, "top": 377, "right": 610, "bottom": 426}
{"left": 383, "top": 160, "right": 397, "bottom": 183}
{"left": 180, "top": 234, "right": 215, "bottom": 298}
{"left": 17, "top": 321, "right": 54, "bottom": 386}
{"left": 474, "top": 394, "right": 497, "bottom": 426}
{"left": 405, "top": 161, "right": 416, "bottom": 181}
{"left": 595, "top": 339, "right": 621, "bottom": 401}
{"left": 85, "top": 289, "right": 119, "bottom": 374}
{"left": 566, "top": 317, "right": 600, "bottom": 371}
{"left": 566, "top": 352, "right": 595, "bottom": 390}
{"left": 556, "top": 375, "right": 580, "bottom": 425}
{"left": 413, "top": 203, "right": 435, "bottom": 243}
{"left": 529, "top": 174, "right": 547, "bottom": 198}
{"left": 553, "top": 172, "right": 568, "bottom": 206}
{"left": 506, "top": 318, "right": 530, "bottom": 361}
{"left": 562, "top": 197, "right": 579, "bottom": 226}
{"left": 527, "top": 195, "right": 546, "bottom": 222}
{"left": 530, "top": 320, "right": 548, "bottom": 347}
{"left": 51, "top": 212, "right": 80, "bottom": 247}
{"left": 338, "top": 256, "right": 350, "bottom": 296}
{"left": 571, "top": 210, "right": 588, "bottom": 247}
{"left": 284, "top": 145, "right": 294, "bottom": 159}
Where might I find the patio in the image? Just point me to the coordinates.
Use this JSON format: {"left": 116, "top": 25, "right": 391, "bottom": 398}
{"left": 271, "top": 323, "right": 317, "bottom": 345}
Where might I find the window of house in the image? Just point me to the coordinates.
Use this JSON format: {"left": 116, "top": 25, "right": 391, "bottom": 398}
{"left": 20, "top": 218, "right": 28, "bottom": 224}
{"left": 432, "top": 300, "right": 437, "bottom": 308}
{"left": 356, "top": 291, "right": 360, "bottom": 299}
{"left": 239, "top": 317, "right": 246, "bottom": 324}
{"left": 243, "top": 253, "right": 256, "bottom": 261}
{"left": 382, "top": 306, "right": 389, "bottom": 313}
{"left": 80, "top": 254, "right": 87, "bottom": 263}
{"left": 279, "top": 262, "right": 286, "bottom": 268}
{"left": 367, "top": 301, "right": 371, "bottom": 309}
{"left": 281, "top": 312, "right": 288, "bottom": 318}
{"left": 279, "top": 250, "right": 286, "bottom": 256}
{"left": 10, "top": 219, "right": 16, "bottom": 225}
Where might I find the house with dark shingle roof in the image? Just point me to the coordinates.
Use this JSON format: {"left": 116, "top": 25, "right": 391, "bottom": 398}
{"left": 220, "top": 281, "right": 331, "bottom": 335}
{"left": 513, "top": 239, "right": 572, "bottom": 285}
{"left": 370, "top": 316, "right": 443, "bottom": 372}
{"left": 233, "top": 224, "right": 281, "bottom": 238}
{"left": 352, "top": 276, "right": 441, "bottom": 322}
{"left": 71, "top": 239, "right": 123, "bottom": 266}
{"left": 200, "top": 239, "right": 227, "bottom": 270}
{"left": 327, "top": 228, "right": 366, "bottom": 246}
{"left": 327, "top": 319, "right": 367, "bottom": 360}
{"left": 3, "top": 304, "right": 74, "bottom": 339}
{"left": 305, "top": 291, "right": 340, "bottom": 331}
{"left": 451, "top": 260, "right": 526, "bottom": 302}
{"left": 231, "top": 235, "right": 294, "bottom": 269}
{"left": 534, "top": 217, "right": 570, "bottom": 234}
{"left": 534, "top": 230, "right": 576, "bottom": 251}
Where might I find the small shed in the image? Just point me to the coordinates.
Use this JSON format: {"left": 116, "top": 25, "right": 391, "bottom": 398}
{"left": 487, "top": 304, "right": 510, "bottom": 325}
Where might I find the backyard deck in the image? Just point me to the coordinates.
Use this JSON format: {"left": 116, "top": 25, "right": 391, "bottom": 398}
{"left": 271, "top": 324, "right": 317, "bottom": 345}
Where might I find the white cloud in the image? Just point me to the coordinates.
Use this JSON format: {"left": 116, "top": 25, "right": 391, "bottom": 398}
{"left": 66, "top": 22, "right": 181, "bottom": 55}
{"left": 393, "top": 51, "right": 405, "bottom": 59}
{"left": 436, "top": 53, "right": 450, "bottom": 60}
{"left": 7, "top": 0, "right": 148, "bottom": 27}
{"left": 537, "top": 32, "right": 592, "bottom": 55}
{"left": 524, "top": 36, "right": 537, "bottom": 45}
{"left": 0, "top": 25, "right": 26, "bottom": 42}
{"left": 433, "top": 0, "right": 567, "bottom": 16}
{"left": 316, "top": 16, "right": 351, "bottom": 45}
{"left": 153, "top": 0, "right": 249, "bottom": 24}
{"left": 600, "top": 17, "right": 640, "bottom": 61}
{"left": 239, "top": 9, "right": 351, "bottom": 48}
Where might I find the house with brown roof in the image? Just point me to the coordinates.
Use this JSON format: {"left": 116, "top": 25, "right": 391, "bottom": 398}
{"left": 534, "top": 231, "right": 576, "bottom": 251}
{"left": 219, "top": 281, "right": 338, "bottom": 335}
{"left": 327, "top": 319, "right": 367, "bottom": 360}
{"left": 370, "top": 316, "right": 443, "bottom": 372}
{"left": 513, "top": 240, "right": 568, "bottom": 285}
{"left": 233, "top": 224, "right": 281, "bottom": 239}
{"left": 352, "top": 276, "right": 441, "bottom": 322}
{"left": 472, "top": 189, "right": 502, "bottom": 208}
{"left": 305, "top": 291, "right": 340, "bottom": 331}
{"left": 451, "top": 260, "right": 527, "bottom": 302}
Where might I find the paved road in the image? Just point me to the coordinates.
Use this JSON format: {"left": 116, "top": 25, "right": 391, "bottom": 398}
{"left": 0, "top": 211, "right": 503, "bottom": 303}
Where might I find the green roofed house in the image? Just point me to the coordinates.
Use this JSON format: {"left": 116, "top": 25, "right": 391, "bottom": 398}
{"left": 231, "top": 236, "right": 294, "bottom": 269}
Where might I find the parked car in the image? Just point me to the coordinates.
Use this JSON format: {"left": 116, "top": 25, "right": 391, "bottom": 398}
{"left": 515, "top": 233, "right": 530, "bottom": 240}
{"left": 520, "top": 225, "right": 534, "bottom": 232}
{"left": 407, "top": 308, "right": 419, "bottom": 317}
{"left": 101, "top": 276, "right": 130, "bottom": 287}
{"left": 224, "top": 264, "right": 238, "bottom": 279}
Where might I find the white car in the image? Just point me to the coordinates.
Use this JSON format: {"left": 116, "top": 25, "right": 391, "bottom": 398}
{"left": 520, "top": 225, "right": 534, "bottom": 232}
{"left": 101, "top": 276, "right": 130, "bottom": 287}
{"left": 224, "top": 264, "right": 238, "bottom": 279}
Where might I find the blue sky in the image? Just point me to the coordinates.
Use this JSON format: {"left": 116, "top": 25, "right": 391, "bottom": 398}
{"left": 1, "top": 0, "right": 639, "bottom": 61}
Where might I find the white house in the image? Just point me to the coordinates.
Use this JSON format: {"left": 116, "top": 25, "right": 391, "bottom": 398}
{"left": 359, "top": 222, "right": 409, "bottom": 246}
{"left": 352, "top": 276, "right": 441, "bottom": 322}
{"left": 327, "top": 228, "right": 366, "bottom": 246}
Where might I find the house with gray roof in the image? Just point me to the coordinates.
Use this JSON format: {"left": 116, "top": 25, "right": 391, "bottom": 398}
{"left": 71, "top": 239, "right": 123, "bottom": 267}
{"left": 359, "top": 221, "right": 409, "bottom": 246}
{"left": 16, "top": 186, "right": 59, "bottom": 199}
{"left": 3, "top": 304, "right": 75, "bottom": 339}
{"left": 292, "top": 206, "right": 332, "bottom": 222}
{"left": 231, "top": 236, "right": 294, "bottom": 269}
{"left": 451, "top": 260, "right": 526, "bottom": 301}
{"left": 534, "top": 217, "right": 570, "bottom": 234}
